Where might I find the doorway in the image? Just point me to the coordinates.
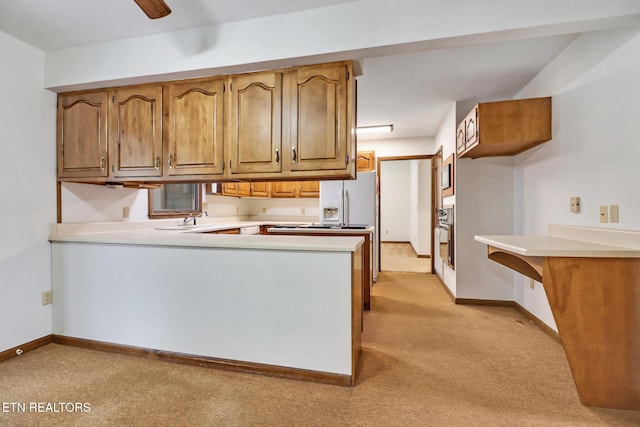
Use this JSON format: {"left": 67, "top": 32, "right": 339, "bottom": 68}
{"left": 377, "top": 155, "right": 433, "bottom": 273}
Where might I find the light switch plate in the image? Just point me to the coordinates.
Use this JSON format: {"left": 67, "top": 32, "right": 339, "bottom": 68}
{"left": 609, "top": 205, "right": 619, "bottom": 223}
{"left": 599, "top": 205, "right": 608, "bottom": 223}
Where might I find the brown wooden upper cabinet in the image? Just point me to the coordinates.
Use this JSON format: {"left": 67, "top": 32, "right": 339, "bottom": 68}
{"left": 110, "top": 85, "right": 163, "bottom": 178}
{"left": 221, "top": 180, "right": 317, "bottom": 198}
{"left": 271, "top": 181, "right": 319, "bottom": 198}
{"left": 57, "top": 91, "right": 109, "bottom": 179}
{"left": 250, "top": 181, "right": 271, "bottom": 197}
{"left": 56, "top": 61, "right": 355, "bottom": 183}
{"left": 356, "top": 151, "right": 375, "bottom": 172}
{"left": 227, "top": 71, "right": 283, "bottom": 177}
{"left": 284, "top": 62, "right": 355, "bottom": 177}
{"left": 165, "top": 78, "right": 225, "bottom": 177}
{"left": 298, "top": 181, "right": 320, "bottom": 197}
{"left": 457, "top": 97, "right": 552, "bottom": 159}
{"left": 221, "top": 182, "right": 251, "bottom": 197}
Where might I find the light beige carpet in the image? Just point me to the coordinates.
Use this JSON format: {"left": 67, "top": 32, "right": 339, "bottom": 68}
{"left": 1, "top": 272, "right": 638, "bottom": 426}
{"left": 381, "top": 242, "right": 431, "bottom": 273}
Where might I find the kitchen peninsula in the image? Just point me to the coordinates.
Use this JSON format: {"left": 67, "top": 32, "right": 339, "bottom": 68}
{"left": 49, "top": 222, "right": 364, "bottom": 385}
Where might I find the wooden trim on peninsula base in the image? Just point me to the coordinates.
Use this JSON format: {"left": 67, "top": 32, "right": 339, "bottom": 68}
{"left": 0, "top": 335, "right": 53, "bottom": 363}
{"left": 52, "top": 335, "right": 354, "bottom": 386}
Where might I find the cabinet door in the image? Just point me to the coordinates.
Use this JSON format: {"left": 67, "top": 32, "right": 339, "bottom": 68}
{"left": 456, "top": 122, "right": 466, "bottom": 155}
{"left": 238, "top": 182, "right": 251, "bottom": 197}
{"left": 228, "top": 71, "right": 282, "bottom": 176}
{"left": 298, "top": 181, "right": 319, "bottom": 198}
{"left": 464, "top": 107, "right": 478, "bottom": 150}
{"left": 285, "top": 63, "right": 353, "bottom": 174}
{"left": 166, "top": 79, "right": 225, "bottom": 176}
{"left": 271, "top": 181, "right": 299, "bottom": 197}
{"left": 222, "top": 182, "right": 238, "bottom": 196}
{"left": 250, "top": 182, "right": 271, "bottom": 197}
{"left": 110, "top": 86, "right": 163, "bottom": 178}
{"left": 57, "top": 91, "right": 109, "bottom": 178}
{"left": 356, "top": 151, "right": 375, "bottom": 172}
{"left": 222, "top": 182, "right": 251, "bottom": 196}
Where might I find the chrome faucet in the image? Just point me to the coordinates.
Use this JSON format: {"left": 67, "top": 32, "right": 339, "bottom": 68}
{"left": 183, "top": 211, "right": 207, "bottom": 226}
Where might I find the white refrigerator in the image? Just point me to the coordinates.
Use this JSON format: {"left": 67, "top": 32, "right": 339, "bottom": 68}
{"left": 320, "top": 171, "right": 378, "bottom": 281}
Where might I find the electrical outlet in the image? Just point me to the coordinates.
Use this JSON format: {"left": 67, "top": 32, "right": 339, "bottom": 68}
{"left": 236, "top": 207, "right": 240, "bottom": 215}
{"left": 202, "top": 202, "right": 208, "bottom": 211}
{"left": 262, "top": 207, "right": 267, "bottom": 214}
{"left": 42, "top": 290, "right": 52, "bottom": 306}
{"left": 301, "top": 208, "right": 305, "bottom": 215}
{"left": 122, "top": 206, "right": 130, "bottom": 219}
{"left": 599, "top": 206, "right": 608, "bottom": 223}
{"left": 529, "top": 279, "right": 535, "bottom": 290}
{"left": 570, "top": 197, "right": 580, "bottom": 213}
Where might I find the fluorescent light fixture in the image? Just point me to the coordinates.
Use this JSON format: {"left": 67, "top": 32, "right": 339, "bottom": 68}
{"left": 356, "top": 124, "right": 393, "bottom": 135}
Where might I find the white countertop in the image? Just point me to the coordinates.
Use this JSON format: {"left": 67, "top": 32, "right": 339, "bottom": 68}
{"left": 475, "top": 225, "right": 640, "bottom": 258}
{"left": 49, "top": 221, "right": 364, "bottom": 253}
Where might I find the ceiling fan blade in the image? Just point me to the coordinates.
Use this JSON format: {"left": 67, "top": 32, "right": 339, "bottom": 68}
{"left": 133, "top": 0, "right": 172, "bottom": 19}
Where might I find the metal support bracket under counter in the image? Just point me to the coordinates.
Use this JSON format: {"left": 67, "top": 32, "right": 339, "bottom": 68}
{"left": 475, "top": 225, "right": 640, "bottom": 410}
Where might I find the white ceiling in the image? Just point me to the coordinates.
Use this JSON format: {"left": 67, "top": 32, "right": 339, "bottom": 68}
{"left": 0, "top": 0, "right": 587, "bottom": 140}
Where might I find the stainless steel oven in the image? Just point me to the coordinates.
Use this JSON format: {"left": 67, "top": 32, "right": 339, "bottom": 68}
{"left": 437, "top": 208, "right": 454, "bottom": 269}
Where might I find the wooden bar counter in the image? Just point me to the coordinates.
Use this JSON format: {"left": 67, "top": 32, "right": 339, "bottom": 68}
{"left": 476, "top": 225, "right": 640, "bottom": 410}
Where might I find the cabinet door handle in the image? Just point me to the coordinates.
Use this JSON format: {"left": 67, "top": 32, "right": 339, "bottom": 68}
{"left": 100, "top": 158, "right": 105, "bottom": 171}
{"left": 345, "top": 155, "right": 349, "bottom": 165}
{"left": 292, "top": 147, "right": 297, "bottom": 163}
{"left": 275, "top": 148, "right": 280, "bottom": 164}
{"left": 168, "top": 154, "right": 173, "bottom": 168}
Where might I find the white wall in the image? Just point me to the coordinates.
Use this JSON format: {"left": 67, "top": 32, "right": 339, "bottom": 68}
{"left": 409, "top": 160, "right": 432, "bottom": 255}
{"left": 43, "top": 1, "right": 640, "bottom": 91}
{"left": 61, "top": 183, "right": 148, "bottom": 223}
{"left": 60, "top": 184, "right": 320, "bottom": 224}
{"left": 0, "top": 32, "right": 56, "bottom": 352}
{"left": 380, "top": 160, "right": 411, "bottom": 242}
{"left": 456, "top": 157, "right": 516, "bottom": 300}
{"left": 358, "top": 137, "right": 434, "bottom": 158}
{"left": 510, "top": 26, "right": 640, "bottom": 330}
{"left": 245, "top": 197, "right": 319, "bottom": 222}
